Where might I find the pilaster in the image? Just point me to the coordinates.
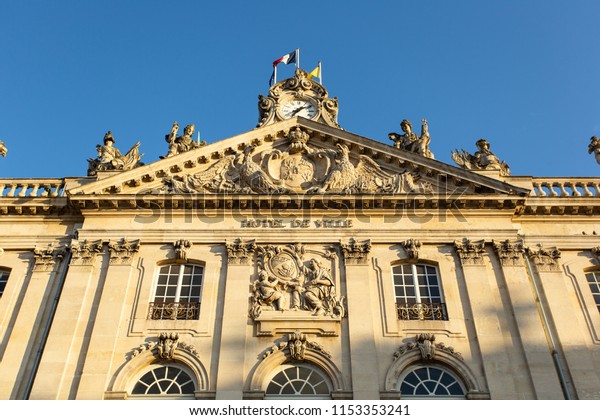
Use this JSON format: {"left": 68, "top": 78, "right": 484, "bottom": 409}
{"left": 75, "top": 239, "right": 140, "bottom": 399}
{"left": 30, "top": 239, "right": 104, "bottom": 399}
{"left": 0, "top": 244, "right": 66, "bottom": 399}
{"left": 454, "top": 238, "right": 532, "bottom": 399}
{"left": 215, "top": 239, "right": 255, "bottom": 400}
{"left": 341, "top": 238, "right": 379, "bottom": 400}
{"left": 491, "top": 240, "right": 563, "bottom": 399}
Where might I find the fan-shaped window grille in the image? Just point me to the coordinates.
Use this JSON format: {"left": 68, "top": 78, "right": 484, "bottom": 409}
{"left": 131, "top": 365, "right": 195, "bottom": 396}
{"left": 265, "top": 364, "right": 332, "bottom": 399}
{"left": 400, "top": 366, "right": 465, "bottom": 398}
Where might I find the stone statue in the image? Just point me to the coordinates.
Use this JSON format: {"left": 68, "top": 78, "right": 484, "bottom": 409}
{"left": 87, "top": 131, "right": 144, "bottom": 176}
{"left": 0, "top": 141, "right": 6, "bottom": 157}
{"left": 163, "top": 121, "right": 206, "bottom": 158}
{"left": 252, "top": 269, "right": 286, "bottom": 311}
{"left": 588, "top": 136, "right": 600, "bottom": 165}
{"left": 451, "top": 139, "right": 510, "bottom": 176}
{"left": 389, "top": 119, "right": 434, "bottom": 159}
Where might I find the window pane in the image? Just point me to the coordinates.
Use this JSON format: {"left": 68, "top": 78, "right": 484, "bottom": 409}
{"left": 0, "top": 270, "right": 10, "bottom": 295}
{"left": 132, "top": 365, "right": 195, "bottom": 396}
{"left": 400, "top": 366, "right": 465, "bottom": 398}
{"left": 392, "top": 263, "right": 447, "bottom": 321}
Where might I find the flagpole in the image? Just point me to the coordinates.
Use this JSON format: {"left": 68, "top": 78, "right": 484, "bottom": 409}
{"left": 296, "top": 48, "right": 300, "bottom": 69}
{"left": 274, "top": 65, "right": 277, "bottom": 85}
{"left": 319, "top": 61, "right": 322, "bottom": 85}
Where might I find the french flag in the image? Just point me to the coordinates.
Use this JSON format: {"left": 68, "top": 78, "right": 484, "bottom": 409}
{"left": 269, "top": 49, "right": 298, "bottom": 86}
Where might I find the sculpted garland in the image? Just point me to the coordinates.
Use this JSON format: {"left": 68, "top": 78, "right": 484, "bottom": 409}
{"left": 164, "top": 127, "right": 431, "bottom": 195}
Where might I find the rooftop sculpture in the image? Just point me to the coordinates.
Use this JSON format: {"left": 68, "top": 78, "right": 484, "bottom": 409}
{"left": 451, "top": 138, "right": 510, "bottom": 176}
{"left": 389, "top": 119, "right": 434, "bottom": 159}
{"left": 87, "top": 131, "right": 144, "bottom": 176}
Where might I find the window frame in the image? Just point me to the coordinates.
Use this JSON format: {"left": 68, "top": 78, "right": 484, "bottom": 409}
{"left": 0, "top": 268, "right": 10, "bottom": 298}
{"left": 129, "top": 362, "right": 197, "bottom": 399}
{"left": 584, "top": 270, "right": 600, "bottom": 313}
{"left": 264, "top": 363, "right": 333, "bottom": 400}
{"left": 148, "top": 263, "right": 204, "bottom": 320}
{"left": 392, "top": 262, "right": 448, "bottom": 321}
{"left": 398, "top": 364, "right": 466, "bottom": 399}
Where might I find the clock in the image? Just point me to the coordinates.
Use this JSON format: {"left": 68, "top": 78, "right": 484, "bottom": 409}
{"left": 279, "top": 98, "right": 318, "bottom": 120}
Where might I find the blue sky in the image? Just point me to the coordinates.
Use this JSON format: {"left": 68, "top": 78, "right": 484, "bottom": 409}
{"left": 1, "top": 0, "right": 599, "bottom": 178}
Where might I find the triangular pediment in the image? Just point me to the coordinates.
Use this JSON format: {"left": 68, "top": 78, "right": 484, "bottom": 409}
{"left": 68, "top": 118, "right": 529, "bottom": 202}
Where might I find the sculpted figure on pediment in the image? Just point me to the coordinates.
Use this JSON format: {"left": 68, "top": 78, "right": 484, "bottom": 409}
{"left": 87, "top": 131, "right": 144, "bottom": 176}
{"left": 0, "top": 141, "right": 7, "bottom": 157}
{"left": 588, "top": 136, "right": 600, "bottom": 165}
{"left": 162, "top": 121, "right": 206, "bottom": 159}
{"left": 452, "top": 139, "right": 510, "bottom": 176}
{"left": 389, "top": 119, "right": 434, "bottom": 159}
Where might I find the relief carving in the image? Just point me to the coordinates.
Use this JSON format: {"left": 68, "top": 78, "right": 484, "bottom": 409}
{"left": 340, "top": 238, "right": 371, "bottom": 265}
{"left": 454, "top": 238, "right": 486, "bottom": 266}
{"left": 157, "top": 332, "right": 179, "bottom": 360}
{"left": 492, "top": 239, "right": 524, "bottom": 266}
{"left": 401, "top": 239, "right": 421, "bottom": 260}
{"left": 393, "top": 334, "right": 462, "bottom": 361}
{"left": 130, "top": 333, "right": 200, "bottom": 360}
{"left": 389, "top": 119, "right": 434, "bottom": 159}
{"left": 452, "top": 139, "right": 510, "bottom": 176}
{"left": 526, "top": 245, "right": 561, "bottom": 272}
{"left": 251, "top": 244, "right": 345, "bottom": 319}
{"left": 87, "top": 131, "right": 144, "bottom": 176}
{"left": 262, "top": 332, "right": 332, "bottom": 361}
{"left": 164, "top": 129, "right": 431, "bottom": 195}
{"left": 173, "top": 239, "right": 192, "bottom": 261}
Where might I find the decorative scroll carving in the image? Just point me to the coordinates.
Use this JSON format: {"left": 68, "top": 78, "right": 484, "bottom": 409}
{"left": 163, "top": 133, "right": 431, "bottom": 195}
{"left": 262, "top": 332, "right": 332, "bottom": 361}
{"left": 526, "top": 245, "right": 561, "bottom": 272}
{"left": 173, "top": 239, "right": 192, "bottom": 261}
{"left": 454, "top": 238, "right": 485, "bottom": 266}
{"left": 33, "top": 244, "right": 66, "bottom": 272}
{"left": 70, "top": 239, "right": 104, "bottom": 266}
{"left": 226, "top": 238, "right": 256, "bottom": 265}
{"left": 162, "top": 121, "right": 206, "bottom": 159}
{"left": 492, "top": 239, "right": 525, "bottom": 266}
{"left": 393, "top": 334, "right": 462, "bottom": 361}
{"left": 340, "top": 238, "right": 371, "bottom": 265}
{"left": 401, "top": 239, "right": 421, "bottom": 260}
{"left": 452, "top": 139, "right": 510, "bottom": 176}
{"left": 251, "top": 244, "right": 344, "bottom": 319}
{"left": 107, "top": 238, "right": 140, "bottom": 265}
{"left": 389, "top": 119, "right": 434, "bottom": 159}
{"left": 0, "top": 141, "right": 7, "bottom": 157}
{"left": 157, "top": 332, "right": 179, "bottom": 360}
{"left": 588, "top": 136, "right": 600, "bottom": 165}
{"left": 87, "top": 131, "right": 144, "bottom": 176}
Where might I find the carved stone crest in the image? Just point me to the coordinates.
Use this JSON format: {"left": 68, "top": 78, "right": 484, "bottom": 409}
{"left": 173, "top": 239, "right": 192, "bottom": 261}
{"left": 262, "top": 332, "right": 332, "bottom": 361}
{"left": 157, "top": 332, "right": 179, "bottom": 360}
{"left": 401, "top": 239, "right": 421, "bottom": 260}
{"left": 251, "top": 244, "right": 345, "bottom": 319}
{"left": 393, "top": 334, "right": 462, "bottom": 362}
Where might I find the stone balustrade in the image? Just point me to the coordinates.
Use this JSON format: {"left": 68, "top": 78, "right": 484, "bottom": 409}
{"left": 530, "top": 178, "right": 600, "bottom": 198}
{"left": 0, "top": 179, "right": 65, "bottom": 198}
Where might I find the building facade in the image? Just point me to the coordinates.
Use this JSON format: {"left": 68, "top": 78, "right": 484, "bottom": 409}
{"left": 0, "top": 69, "right": 599, "bottom": 400}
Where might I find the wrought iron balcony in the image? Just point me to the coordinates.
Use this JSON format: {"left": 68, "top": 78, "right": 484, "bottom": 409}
{"left": 396, "top": 302, "right": 447, "bottom": 321}
{"left": 148, "top": 301, "right": 200, "bottom": 320}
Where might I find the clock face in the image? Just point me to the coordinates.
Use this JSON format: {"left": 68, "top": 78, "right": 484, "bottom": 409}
{"left": 280, "top": 99, "right": 318, "bottom": 120}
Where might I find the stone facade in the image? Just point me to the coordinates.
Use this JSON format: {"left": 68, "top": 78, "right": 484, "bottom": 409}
{"left": 1, "top": 70, "right": 600, "bottom": 400}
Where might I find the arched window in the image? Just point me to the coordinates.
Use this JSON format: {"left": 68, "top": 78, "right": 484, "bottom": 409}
{"left": 149, "top": 263, "right": 204, "bottom": 320}
{"left": 399, "top": 365, "right": 466, "bottom": 398}
{"left": 392, "top": 263, "right": 448, "bottom": 320}
{"left": 585, "top": 271, "right": 600, "bottom": 312}
{"left": 131, "top": 364, "right": 196, "bottom": 398}
{"left": 265, "top": 364, "right": 332, "bottom": 399}
{"left": 0, "top": 268, "right": 10, "bottom": 298}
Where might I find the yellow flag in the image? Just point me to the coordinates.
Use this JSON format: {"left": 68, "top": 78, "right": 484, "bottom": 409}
{"left": 308, "top": 64, "right": 321, "bottom": 80}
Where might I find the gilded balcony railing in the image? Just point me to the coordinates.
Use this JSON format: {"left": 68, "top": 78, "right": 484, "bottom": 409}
{"left": 148, "top": 301, "right": 200, "bottom": 320}
{"left": 396, "top": 302, "right": 447, "bottom": 321}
